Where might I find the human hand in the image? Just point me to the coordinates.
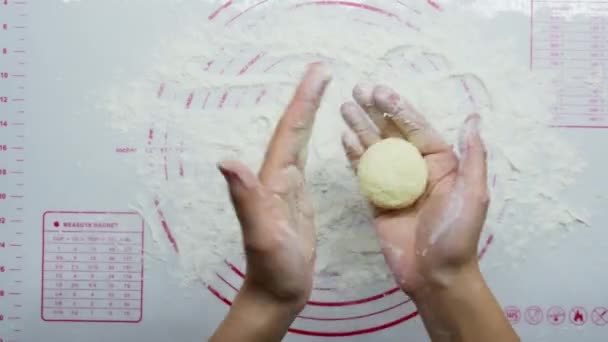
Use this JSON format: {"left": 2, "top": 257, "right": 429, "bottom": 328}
{"left": 218, "top": 63, "right": 331, "bottom": 312}
{"left": 340, "top": 84, "right": 489, "bottom": 296}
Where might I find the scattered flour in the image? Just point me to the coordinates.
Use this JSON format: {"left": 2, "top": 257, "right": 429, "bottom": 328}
{"left": 107, "top": 1, "right": 587, "bottom": 289}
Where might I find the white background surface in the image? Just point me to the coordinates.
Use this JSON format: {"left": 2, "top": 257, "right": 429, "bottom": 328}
{"left": 0, "top": 0, "right": 607, "bottom": 341}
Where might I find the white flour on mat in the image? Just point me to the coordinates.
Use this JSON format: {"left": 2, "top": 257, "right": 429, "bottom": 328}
{"left": 106, "top": 1, "right": 588, "bottom": 289}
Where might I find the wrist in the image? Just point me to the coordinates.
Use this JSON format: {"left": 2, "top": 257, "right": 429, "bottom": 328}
{"left": 237, "top": 282, "right": 304, "bottom": 321}
{"left": 241, "top": 278, "right": 310, "bottom": 313}
{"left": 410, "top": 262, "right": 484, "bottom": 304}
{"left": 409, "top": 264, "right": 519, "bottom": 342}
{"left": 209, "top": 282, "right": 303, "bottom": 342}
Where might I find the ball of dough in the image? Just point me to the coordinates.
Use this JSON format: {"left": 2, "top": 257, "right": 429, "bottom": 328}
{"left": 358, "top": 138, "right": 428, "bottom": 209}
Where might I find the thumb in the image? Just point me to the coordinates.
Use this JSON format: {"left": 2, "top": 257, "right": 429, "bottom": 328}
{"left": 218, "top": 160, "right": 264, "bottom": 234}
{"left": 457, "top": 113, "right": 488, "bottom": 199}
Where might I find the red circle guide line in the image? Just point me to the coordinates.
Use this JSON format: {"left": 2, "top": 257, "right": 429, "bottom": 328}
{"left": 215, "top": 271, "right": 413, "bottom": 321}
{"left": 225, "top": 260, "right": 401, "bottom": 307}
{"left": 226, "top": 0, "right": 271, "bottom": 25}
{"left": 288, "top": 312, "right": 418, "bottom": 338}
{"left": 478, "top": 234, "right": 494, "bottom": 259}
{"left": 427, "top": 0, "right": 442, "bottom": 11}
{"left": 223, "top": 234, "right": 493, "bottom": 306}
{"left": 153, "top": 198, "right": 179, "bottom": 253}
{"left": 209, "top": 0, "right": 233, "bottom": 20}
{"left": 298, "top": 299, "right": 410, "bottom": 321}
{"left": 292, "top": 1, "right": 400, "bottom": 19}
{"left": 308, "top": 287, "right": 401, "bottom": 307}
{"left": 292, "top": 1, "right": 419, "bottom": 30}
{"left": 225, "top": 261, "right": 403, "bottom": 304}
{"left": 206, "top": 281, "right": 419, "bottom": 337}
{"left": 209, "top": 235, "right": 493, "bottom": 335}
{"left": 221, "top": 0, "right": 418, "bottom": 30}
{"left": 550, "top": 125, "right": 608, "bottom": 129}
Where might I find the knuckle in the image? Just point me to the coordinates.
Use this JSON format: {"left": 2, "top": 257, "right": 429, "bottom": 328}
{"left": 244, "top": 236, "right": 280, "bottom": 255}
{"left": 339, "top": 102, "right": 350, "bottom": 115}
{"left": 466, "top": 187, "right": 490, "bottom": 206}
{"left": 353, "top": 84, "right": 373, "bottom": 104}
{"left": 340, "top": 101, "right": 358, "bottom": 115}
{"left": 475, "top": 190, "right": 491, "bottom": 206}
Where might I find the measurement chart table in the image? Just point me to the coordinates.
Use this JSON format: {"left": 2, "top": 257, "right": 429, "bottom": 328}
{"left": 531, "top": 0, "right": 608, "bottom": 127}
{"left": 41, "top": 211, "right": 144, "bottom": 323}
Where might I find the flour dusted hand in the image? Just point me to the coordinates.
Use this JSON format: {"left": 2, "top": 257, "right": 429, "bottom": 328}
{"left": 210, "top": 63, "right": 331, "bottom": 342}
{"left": 217, "top": 63, "right": 331, "bottom": 309}
{"left": 341, "top": 84, "right": 519, "bottom": 342}
{"left": 341, "top": 84, "right": 488, "bottom": 295}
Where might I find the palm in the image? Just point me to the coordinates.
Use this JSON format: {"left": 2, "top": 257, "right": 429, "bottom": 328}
{"left": 340, "top": 84, "right": 488, "bottom": 295}
{"left": 374, "top": 150, "right": 458, "bottom": 293}
{"left": 246, "top": 167, "right": 316, "bottom": 302}
{"left": 219, "top": 63, "right": 330, "bottom": 306}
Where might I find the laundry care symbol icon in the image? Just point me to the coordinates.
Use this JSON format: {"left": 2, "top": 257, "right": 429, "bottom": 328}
{"left": 569, "top": 307, "right": 587, "bottom": 326}
{"left": 592, "top": 307, "right": 608, "bottom": 326}
{"left": 524, "top": 306, "right": 543, "bottom": 325}
{"left": 547, "top": 306, "right": 566, "bottom": 325}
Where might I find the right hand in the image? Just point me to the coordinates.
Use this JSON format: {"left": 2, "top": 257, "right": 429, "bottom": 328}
{"left": 210, "top": 63, "right": 331, "bottom": 342}
{"left": 340, "top": 84, "right": 489, "bottom": 297}
{"left": 218, "top": 63, "right": 331, "bottom": 311}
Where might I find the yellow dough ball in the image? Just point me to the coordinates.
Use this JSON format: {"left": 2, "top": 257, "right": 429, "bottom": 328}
{"left": 358, "top": 138, "right": 428, "bottom": 209}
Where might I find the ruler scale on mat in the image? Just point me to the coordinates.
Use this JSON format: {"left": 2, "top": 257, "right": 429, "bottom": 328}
{"left": 0, "top": 0, "right": 28, "bottom": 340}
{"left": 1, "top": 1, "right": 608, "bottom": 341}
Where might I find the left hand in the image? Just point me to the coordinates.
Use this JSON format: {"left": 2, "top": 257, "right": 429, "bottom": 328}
{"left": 340, "top": 84, "right": 488, "bottom": 296}
{"left": 340, "top": 84, "right": 517, "bottom": 342}
{"left": 218, "top": 63, "right": 331, "bottom": 311}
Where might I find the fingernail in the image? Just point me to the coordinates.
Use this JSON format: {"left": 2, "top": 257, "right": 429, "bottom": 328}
{"left": 319, "top": 78, "right": 331, "bottom": 97}
{"left": 311, "top": 63, "right": 332, "bottom": 96}
{"left": 218, "top": 160, "right": 259, "bottom": 191}
{"left": 340, "top": 102, "right": 360, "bottom": 122}
{"left": 458, "top": 114, "right": 481, "bottom": 154}
{"left": 373, "top": 85, "right": 400, "bottom": 109}
{"left": 218, "top": 163, "right": 237, "bottom": 182}
{"left": 466, "top": 113, "right": 481, "bottom": 133}
{"left": 342, "top": 130, "right": 361, "bottom": 149}
{"left": 353, "top": 83, "right": 374, "bottom": 106}
{"left": 311, "top": 62, "right": 332, "bottom": 81}
{"left": 217, "top": 162, "right": 246, "bottom": 188}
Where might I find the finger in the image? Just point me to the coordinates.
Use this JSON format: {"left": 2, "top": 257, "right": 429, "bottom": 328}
{"left": 261, "top": 63, "right": 331, "bottom": 177}
{"left": 218, "top": 160, "right": 264, "bottom": 235}
{"left": 457, "top": 114, "right": 488, "bottom": 198}
{"left": 373, "top": 85, "right": 450, "bottom": 155}
{"left": 340, "top": 101, "right": 381, "bottom": 147}
{"left": 352, "top": 83, "right": 402, "bottom": 138}
{"left": 341, "top": 129, "right": 365, "bottom": 172}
